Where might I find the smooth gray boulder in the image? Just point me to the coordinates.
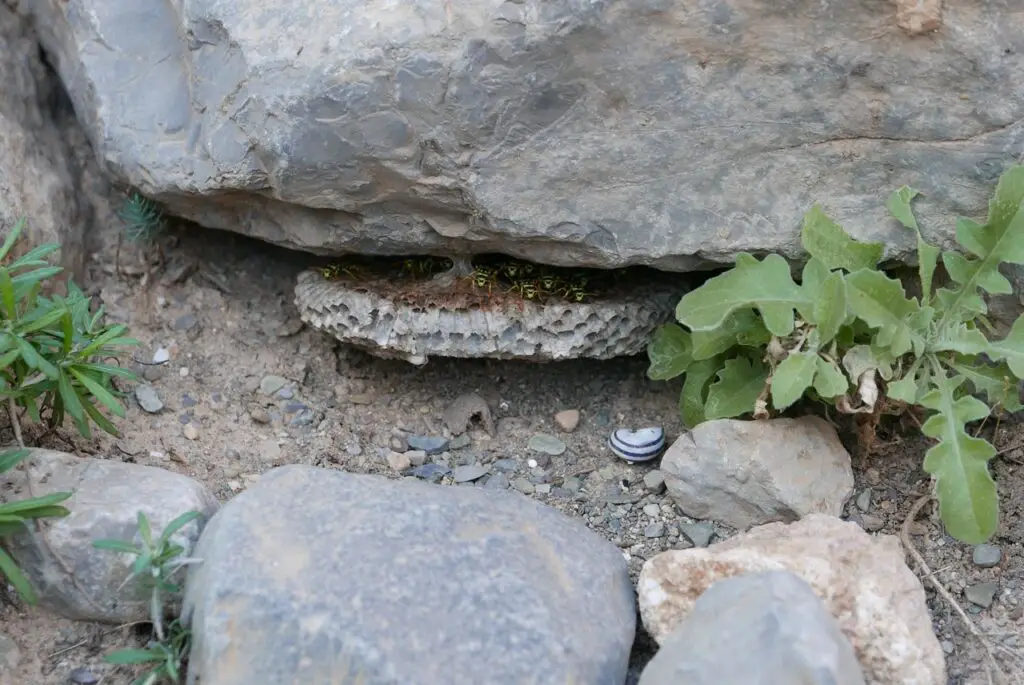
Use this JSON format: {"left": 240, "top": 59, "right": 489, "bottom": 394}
{"left": 638, "top": 570, "right": 866, "bottom": 685}
{"left": 182, "top": 465, "right": 636, "bottom": 685}
{"left": 2, "top": 450, "right": 218, "bottom": 623}
{"left": 25, "top": 1, "right": 1024, "bottom": 269}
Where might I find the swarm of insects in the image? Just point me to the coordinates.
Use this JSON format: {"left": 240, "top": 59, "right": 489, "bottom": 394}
{"left": 316, "top": 254, "right": 620, "bottom": 307}
{"left": 465, "top": 257, "right": 610, "bottom": 304}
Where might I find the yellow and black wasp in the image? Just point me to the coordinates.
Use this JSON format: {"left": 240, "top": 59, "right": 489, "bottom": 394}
{"left": 320, "top": 263, "right": 364, "bottom": 281}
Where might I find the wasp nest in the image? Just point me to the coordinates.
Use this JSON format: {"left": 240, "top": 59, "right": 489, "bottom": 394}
{"left": 293, "top": 268, "right": 682, "bottom": 365}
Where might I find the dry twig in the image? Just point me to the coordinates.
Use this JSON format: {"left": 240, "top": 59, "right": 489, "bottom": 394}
{"left": 900, "top": 488, "right": 1024, "bottom": 684}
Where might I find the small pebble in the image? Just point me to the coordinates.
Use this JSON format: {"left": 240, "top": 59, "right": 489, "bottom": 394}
{"left": 453, "top": 464, "right": 489, "bottom": 483}
{"left": 174, "top": 313, "right": 198, "bottom": 331}
{"left": 493, "top": 459, "right": 518, "bottom": 473}
{"left": 151, "top": 347, "right": 171, "bottom": 364}
{"left": 249, "top": 406, "right": 271, "bottom": 424}
{"left": 642, "top": 470, "right": 666, "bottom": 493}
{"left": 965, "top": 582, "right": 999, "bottom": 608}
{"left": 386, "top": 452, "right": 411, "bottom": 473}
{"left": 408, "top": 435, "right": 450, "bottom": 455}
{"left": 259, "top": 375, "right": 288, "bottom": 396}
{"left": 406, "top": 450, "right": 427, "bottom": 467}
{"left": 535, "top": 483, "right": 552, "bottom": 495}
{"left": 941, "top": 640, "right": 954, "bottom": 655}
{"left": 643, "top": 504, "right": 661, "bottom": 517}
{"left": 449, "top": 434, "right": 472, "bottom": 450}
{"left": 644, "top": 522, "right": 665, "bottom": 538}
{"left": 527, "top": 458, "right": 538, "bottom": 469}
{"left": 409, "top": 463, "right": 451, "bottom": 482}
{"left": 973, "top": 544, "right": 1002, "bottom": 568}
{"left": 554, "top": 409, "right": 580, "bottom": 433}
{"left": 528, "top": 433, "right": 566, "bottom": 456}
{"left": 348, "top": 393, "right": 374, "bottom": 405}
{"left": 389, "top": 435, "right": 409, "bottom": 452}
{"left": 513, "top": 477, "right": 535, "bottom": 494}
{"left": 485, "top": 473, "right": 510, "bottom": 490}
{"left": 179, "top": 367, "right": 189, "bottom": 377}
{"left": 859, "top": 514, "right": 885, "bottom": 532}
{"left": 183, "top": 424, "right": 199, "bottom": 441}
{"left": 562, "top": 476, "right": 582, "bottom": 493}
{"left": 134, "top": 385, "right": 164, "bottom": 413}
{"left": 69, "top": 667, "right": 99, "bottom": 685}
{"left": 678, "top": 522, "right": 714, "bottom": 548}
{"left": 856, "top": 488, "right": 872, "bottom": 512}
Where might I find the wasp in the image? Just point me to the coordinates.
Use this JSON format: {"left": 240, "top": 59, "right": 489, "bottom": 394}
{"left": 537, "top": 274, "right": 563, "bottom": 295}
{"left": 563, "top": 284, "right": 588, "bottom": 302}
{"left": 508, "top": 279, "right": 541, "bottom": 301}
{"left": 469, "top": 265, "right": 501, "bottom": 297}
{"left": 320, "top": 263, "right": 362, "bottom": 280}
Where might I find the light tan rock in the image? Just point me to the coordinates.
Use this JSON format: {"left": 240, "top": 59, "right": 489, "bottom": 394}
{"left": 553, "top": 409, "right": 580, "bottom": 433}
{"left": 661, "top": 416, "right": 854, "bottom": 530}
{"left": 896, "top": 0, "right": 942, "bottom": 36}
{"left": 638, "top": 514, "right": 945, "bottom": 685}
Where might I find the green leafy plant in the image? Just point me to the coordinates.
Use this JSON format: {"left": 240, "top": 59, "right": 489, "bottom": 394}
{"left": 94, "top": 511, "right": 203, "bottom": 685}
{"left": 0, "top": 448, "right": 72, "bottom": 603}
{"left": 0, "top": 219, "right": 140, "bottom": 438}
{"left": 0, "top": 218, "right": 140, "bottom": 603}
{"left": 647, "top": 164, "right": 1024, "bottom": 545}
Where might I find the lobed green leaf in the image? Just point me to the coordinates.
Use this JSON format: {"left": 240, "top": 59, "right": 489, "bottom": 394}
{"left": 676, "top": 253, "right": 810, "bottom": 336}
{"left": 919, "top": 373, "right": 998, "bottom": 544}
{"left": 690, "top": 309, "right": 769, "bottom": 360}
{"left": 813, "top": 358, "right": 849, "bottom": 399}
{"left": 846, "top": 270, "right": 923, "bottom": 356}
{"left": 810, "top": 272, "right": 848, "bottom": 344}
{"left": 887, "top": 186, "right": 941, "bottom": 303}
{"left": 935, "top": 165, "right": 1024, "bottom": 328}
{"left": 771, "top": 352, "right": 818, "bottom": 411}
{"left": 801, "top": 205, "right": 884, "bottom": 272}
{"left": 986, "top": 315, "right": 1024, "bottom": 379}
{"left": 704, "top": 356, "right": 769, "bottom": 420}
{"left": 679, "top": 358, "right": 720, "bottom": 428}
{"left": 646, "top": 324, "right": 693, "bottom": 381}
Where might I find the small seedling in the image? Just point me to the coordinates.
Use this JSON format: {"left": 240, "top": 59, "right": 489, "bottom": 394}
{"left": 94, "top": 510, "right": 203, "bottom": 684}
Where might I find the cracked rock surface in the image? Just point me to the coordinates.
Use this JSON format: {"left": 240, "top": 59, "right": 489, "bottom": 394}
{"left": 23, "top": 0, "right": 1024, "bottom": 269}
{"left": 293, "top": 269, "right": 680, "bottom": 364}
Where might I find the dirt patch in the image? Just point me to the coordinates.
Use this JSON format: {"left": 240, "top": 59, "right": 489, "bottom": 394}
{"left": 2, "top": 223, "right": 1022, "bottom": 684}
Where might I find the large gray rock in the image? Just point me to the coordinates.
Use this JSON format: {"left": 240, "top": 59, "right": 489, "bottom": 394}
{"left": 638, "top": 570, "right": 866, "bottom": 685}
{"left": 25, "top": 0, "right": 1024, "bottom": 269}
{"left": 661, "top": 416, "right": 855, "bottom": 530}
{"left": 2, "top": 450, "right": 219, "bottom": 623}
{"left": 182, "top": 465, "right": 636, "bottom": 685}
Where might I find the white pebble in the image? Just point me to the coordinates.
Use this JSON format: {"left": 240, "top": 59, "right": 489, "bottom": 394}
{"left": 152, "top": 347, "right": 170, "bottom": 364}
{"left": 179, "top": 367, "right": 189, "bottom": 377}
